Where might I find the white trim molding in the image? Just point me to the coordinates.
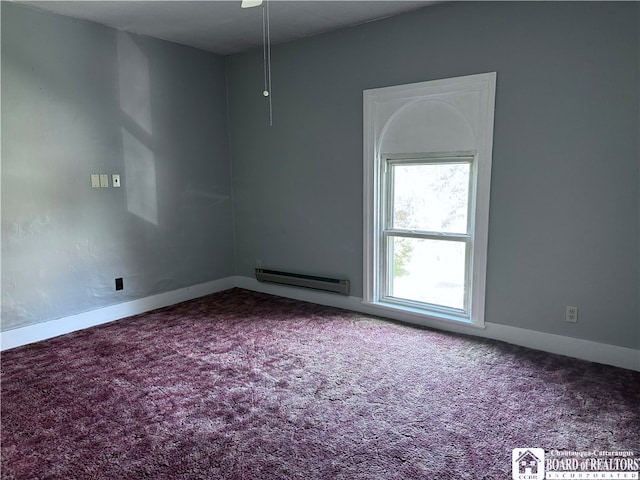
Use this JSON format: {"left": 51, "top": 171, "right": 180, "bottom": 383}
{"left": 236, "top": 276, "right": 640, "bottom": 372}
{"left": 0, "top": 277, "right": 235, "bottom": 351}
{"left": 363, "top": 73, "right": 497, "bottom": 327}
{"left": 3, "top": 275, "right": 638, "bottom": 372}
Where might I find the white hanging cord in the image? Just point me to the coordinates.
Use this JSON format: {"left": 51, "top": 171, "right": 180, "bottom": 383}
{"left": 261, "top": 0, "right": 272, "bottom": 126}
{"left": 252, "top": 0, "right": 272, "bottom": 126}
{"left": 266, "top": 0, "right": 273, "bottom": 126}
{"left": 262, "top": 4, "right": 268, "bottom": 96}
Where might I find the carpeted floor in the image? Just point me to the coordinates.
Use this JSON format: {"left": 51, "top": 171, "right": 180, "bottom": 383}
{"left": 1, "top": 288, "right": 639, "bottom": 479}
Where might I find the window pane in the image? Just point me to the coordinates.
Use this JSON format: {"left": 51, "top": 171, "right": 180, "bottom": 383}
{"left": 392, "top": 163, "right": 470, "bottom": 234}
{"left": 388, "top": 237, "right": 466, "bottom": 311}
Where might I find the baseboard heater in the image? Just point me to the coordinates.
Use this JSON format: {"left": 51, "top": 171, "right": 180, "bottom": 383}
{"left": 255, "top": 268, "right": 350, "bottom": 296}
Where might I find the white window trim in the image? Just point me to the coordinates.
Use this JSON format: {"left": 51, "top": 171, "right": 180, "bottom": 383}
{"left": 381, "top": 153, "right": 475, "bottom": 316}
{"left": 363, "top": 73, "right": 496, "bottom": 328}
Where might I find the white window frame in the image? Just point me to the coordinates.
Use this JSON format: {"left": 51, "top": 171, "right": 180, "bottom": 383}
{"left": 363, "top": 73, "right": 496, "bottom": 328}
{"left": 382, "top": 153, "right": 475, "bottom": 316}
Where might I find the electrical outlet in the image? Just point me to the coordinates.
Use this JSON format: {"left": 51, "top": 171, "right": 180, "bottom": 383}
{"left": 566, "top": 306, "right": 578, "bottom": 323}
{"left": 115, "top": 278, "right": 124, "bottom": 291}
{"left": 112, "top": 174, "right": 121, "bottom": 187}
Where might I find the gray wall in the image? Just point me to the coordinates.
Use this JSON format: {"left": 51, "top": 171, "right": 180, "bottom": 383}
{"left": 227, "top": 2, "right": 640, "bottom": 349}
{"left": 2, "top": 2, "right": 638, "bottom": 351}
{"left": 1, "top": 3, "right": 234, "bottom": 330}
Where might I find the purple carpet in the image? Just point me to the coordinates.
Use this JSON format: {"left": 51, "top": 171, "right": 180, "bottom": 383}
{"left": 2, "top": 288, "right": 639, "bottom": 479}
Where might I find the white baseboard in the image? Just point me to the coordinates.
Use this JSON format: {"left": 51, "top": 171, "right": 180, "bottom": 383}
{"left": 482, "top": 322, "right": 640, "bottom": 372}
{"left": 3, "top": 275, "right": 638, "bottom": 372}
{"left": 235, "top": 276, "right": 640, "bottom": 371}
{"left": 0, "top": 277, "right": 236, "bottom": 351}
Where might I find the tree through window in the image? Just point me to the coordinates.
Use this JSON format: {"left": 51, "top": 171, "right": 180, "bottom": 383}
{"left": 384, "top": 156, "right": 473, "bottom": 313}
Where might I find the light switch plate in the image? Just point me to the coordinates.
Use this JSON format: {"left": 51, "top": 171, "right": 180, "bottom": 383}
{"left": 100, "top": 174, "right": 109, "bottom": 188}
{"left": 91, "top": 174, "right": 100, "bottom": 188}
{"left": 112, "top": 174, "right": 121, "bottom": 187}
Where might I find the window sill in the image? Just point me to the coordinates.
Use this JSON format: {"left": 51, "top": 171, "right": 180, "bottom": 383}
{"left": 361, "top": 299, "right": 485, "bottom": 330}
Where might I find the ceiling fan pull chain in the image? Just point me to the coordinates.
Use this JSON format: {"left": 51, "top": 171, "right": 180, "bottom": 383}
{"left": 242, "top": 0, "right": 272, "bottom": 126}
{"left": 266, "top": 0, "right": 273, "bottom": 126}
{"left": 262, "top": 2, "right": 268, "bottom": 97}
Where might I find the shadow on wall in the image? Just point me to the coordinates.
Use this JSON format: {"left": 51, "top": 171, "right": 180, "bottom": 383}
{"left": 2, "top": 3, "right": 235, "bottom": 332}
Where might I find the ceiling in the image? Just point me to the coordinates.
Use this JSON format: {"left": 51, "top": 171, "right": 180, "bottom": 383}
{"left": 16, "top": 1, "right": 437, "bottom": 55}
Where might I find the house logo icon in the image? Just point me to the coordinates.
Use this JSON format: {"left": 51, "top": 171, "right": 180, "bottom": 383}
{"left": 512, "top": 448, "right": 545, "bottom": 480}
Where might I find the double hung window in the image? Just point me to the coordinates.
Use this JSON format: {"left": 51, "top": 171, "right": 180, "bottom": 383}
{"left": 363, "top": 73, "right": 496, "bottom": 327}
{"left": 382, "top": 154, "right": 474, "bottom": 315}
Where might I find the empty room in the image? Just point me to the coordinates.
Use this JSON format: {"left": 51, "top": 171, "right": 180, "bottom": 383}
{"left": 1, "top": 1, "right": 639, "bottom": 479}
